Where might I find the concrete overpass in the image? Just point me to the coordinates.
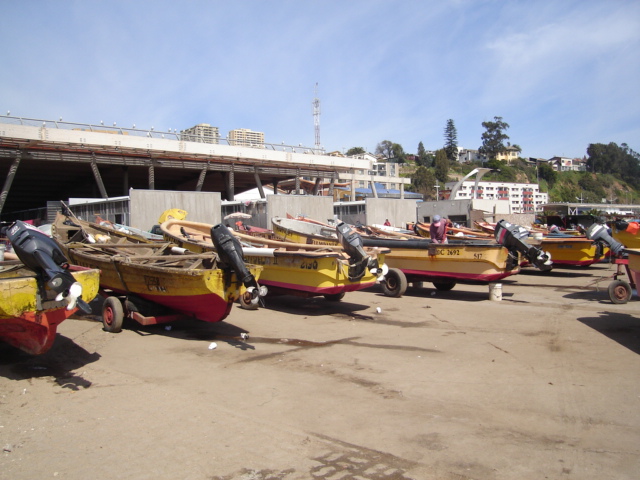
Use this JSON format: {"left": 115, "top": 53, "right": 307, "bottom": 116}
{"left": 0, "top": 116, "right": 409, "bottom": 218}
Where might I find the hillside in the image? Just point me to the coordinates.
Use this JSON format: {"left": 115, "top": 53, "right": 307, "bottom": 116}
{"left": 401, "top": 159, "right": 638, "bottom": 205}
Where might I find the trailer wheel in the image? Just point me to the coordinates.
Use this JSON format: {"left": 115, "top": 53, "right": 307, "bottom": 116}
{"left": 381, "top": 268, "right": 407, "bottom": 297}
{"left": 324, "top": 292, "right": 346, "bottom": 302}
{"left": 239, "top": 290, "right": 260, "bottom": 310}
{"left": 102, "top": 296, "right": 124, "bottom": 333}
{"left": 608, "top": 279, "right": 632, "bottom": 304}
{"left": 433, "top": 281, "right": 456, "bottom": 291}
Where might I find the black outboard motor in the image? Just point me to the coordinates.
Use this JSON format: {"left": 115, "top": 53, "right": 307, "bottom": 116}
{"left": 494, "top": 220, "right": 553, "bottom": 271}
{"left": 335, "top": 221, "right": 382, "bottom": 281}
{"left": 1, "top": 220, "right": 92, "bottom": 313}
{"left": 585, "top": 223, "right": 625, "bottom": 256}
{"left": 210, "top": 223, "right": 266, "bottom": 306}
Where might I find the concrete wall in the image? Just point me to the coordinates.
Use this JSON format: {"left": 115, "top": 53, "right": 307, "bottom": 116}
{"left": 417, "top": 200, "right": 472, "bottom": 225}
{"left": 266, "top": 195, "right": 334, "bottom": 228}
{"left": 129, "top": 189, "right": 222, "bottom": 229}
{"left": 364, "top": 198, "right": 419, "bottom": 228}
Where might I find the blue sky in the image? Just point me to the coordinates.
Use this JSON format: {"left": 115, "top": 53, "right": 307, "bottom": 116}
{"left": 1, "top": 0, "right": 638, "bottom": 160}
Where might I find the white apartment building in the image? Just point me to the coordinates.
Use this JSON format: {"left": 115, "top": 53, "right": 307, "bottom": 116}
{"left": 228, "top": 128, "right": 265, "bottom": 148}
{"left": 180, "top": 123, "right": 220, "bottom": 144}
{"left": 349, "top": 153, "right": 402, "bottom": 190}
{"left": 445, "top": 180, "right": 548, "bottom": 213}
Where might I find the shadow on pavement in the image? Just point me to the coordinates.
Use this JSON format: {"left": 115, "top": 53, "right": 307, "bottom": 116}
{"left": 577, "top": 311, "right": 640, "bottom": 354}
{"left": 0, "top": 335, "right": 101, "bottom": 388}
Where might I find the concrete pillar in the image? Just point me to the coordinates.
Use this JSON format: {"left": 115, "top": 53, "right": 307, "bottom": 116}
{"left": 254, "top": 167, "right": 265, "bottom": 199}
{"left": 90, "top": 152, "right": 109, "bottom": 198}
{"left": 196, "top": 161, "right": 209, "bottom": 191}
{"left": 0, "top": 150, "right": 22, "bottom": 215}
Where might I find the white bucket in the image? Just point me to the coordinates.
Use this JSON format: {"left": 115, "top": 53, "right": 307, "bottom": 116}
{"left": 489, "top": 283, "right": 502, "bottom": 301}
{"left": 0, "top": 244, "right": 5, "bottom": 261}
{"left": 532, "top": 232, "right": 543, "bottom": 240}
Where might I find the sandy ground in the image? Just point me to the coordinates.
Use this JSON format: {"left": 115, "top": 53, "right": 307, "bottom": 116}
{"left": 1, "top": 262, "right": 639, "bottom": 480}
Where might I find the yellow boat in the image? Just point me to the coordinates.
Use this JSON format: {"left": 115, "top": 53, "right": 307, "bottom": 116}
{"left": 624, "top": 248, "right": 640, "bottom": 294}
{"left": 161, "top": 218, "right": 388, "bottom": 306}
{"left": 537, "top": 236, "right": 609, "bottom": 267}
{"left": 1, "top": 219, "right": 100, "bottom": 355}
{"left": 51, "top": 213, "right": 263, "bottom": 331}
{"left": 361, "top": 236, "right": 521, "bottom": 296}
{"left": 612, "top": 220, "right": 640, "bottom": 248}
{"left": 272, "top": 216, "right": 341, "bottom": 245}
{"left": 0, "top": 263, "right": 100, "bottom": 355}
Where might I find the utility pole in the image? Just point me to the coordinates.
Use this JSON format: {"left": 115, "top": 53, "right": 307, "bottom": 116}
{"left": 313, "top": 83, "right": 321, "bottom": 153}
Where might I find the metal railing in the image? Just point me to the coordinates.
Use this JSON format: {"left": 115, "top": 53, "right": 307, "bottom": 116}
{"left": 0, "top": 115, "right": 326, "bottom": 155}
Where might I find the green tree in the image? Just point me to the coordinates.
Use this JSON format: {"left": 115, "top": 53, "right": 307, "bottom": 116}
{"left": 416, "top": 141, "right": 429, "bottom": 167}
{"left": 375, "top": 140, "right": 406, "bottom": 164}
{"left": 586, "top": 142, "right": 640, "bottom": 187}
{"left": 434, "top": 148, "right": 449, "bottom": 183}
{"left": 345, "top": 147, "right": 365, "bottom": 156}
{"left": 411, "top": 166, "right": 437, "bottom": 199}
{"left": 444, "top": 119, "right": 458, "bottom": 163}
{"left": 479, "top": 116, "right": 510, "bottom": 160}
{"left": 537, "top": 163, "right": 557, "bottom": 186}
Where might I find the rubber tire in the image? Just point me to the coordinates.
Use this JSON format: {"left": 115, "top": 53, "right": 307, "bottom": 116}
{"left": 239, "top": 290, "right": 260, "bottom": 310}
{"left": 608, "top": 279, "right": 632, "bottom": 304}
{"left": 381, "top": 268, "right": 408, "bottom": 298}
{"left": 433, "top": 281, "right": 456, "bottom": 291}
{"left": 102, "top": 296, "right": 124, "bottom": 333}
{"left": 324, "top": 292, "right": 346, "bottom": 302}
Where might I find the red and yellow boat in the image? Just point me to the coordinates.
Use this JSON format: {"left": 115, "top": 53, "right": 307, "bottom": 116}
{"left": 161, "top": 218, "right": 388, "bottom": 306}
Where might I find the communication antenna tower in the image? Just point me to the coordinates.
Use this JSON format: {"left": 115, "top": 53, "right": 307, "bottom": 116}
{"left": 313, "top": 83, "right": 321, "bottom": 150}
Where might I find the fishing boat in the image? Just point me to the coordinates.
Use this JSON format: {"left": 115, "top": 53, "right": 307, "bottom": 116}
{"left": 359, "top": 220, "right": 553, "bottom": 297}
{"left": 0, "top": 220, "right": 100, "bottom": 354}
{"left": 612, "top": 220, "right": 640, "bottom": 249}
{"left": 272, "top": 216, "right": 341, "bottom": 245}
{"left": 361, "top": 235, "right": 522, "bottom": 296}
{"left": 624, "top": 248, "right": 640, "bottom": 295}
{"left": 536, "top": 236, "right": 609, "bottom": 267}
{"left": 51, "top": 213, "right": 264, "bottom": 332}
{"left": 161, "top": 218, "right": 388, "bottom": 307}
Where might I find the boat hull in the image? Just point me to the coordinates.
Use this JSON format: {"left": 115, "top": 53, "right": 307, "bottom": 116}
{"left": 53, "top": 213, "right": 260, "bottom": 324}
{"left": 625, "top": 248, "right": 640, "bottom": 288}
{"left": 0, "top": 266, "right": 100, "bottom": 355}
{"left": 62, "top": 249, "right": 248, "bottom": 323}
{"left": 362, "top": 238, "right": 519, "bottom": 283}
{"left": 272, "top": 217, "right": 340, "bottom": 245}
{"left": 539, "top": 237, "right": 608, "bottom": 266}
{"left": 162, "top": 219, "right": 383, "bottom": 298}
{"left": 613, "top": 230, "right": 640, "bottom": 249}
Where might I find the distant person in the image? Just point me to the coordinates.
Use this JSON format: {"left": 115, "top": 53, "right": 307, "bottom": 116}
{"left": 384, "top": 219, "right": 391, "bottom": 226}
{"left": 430, "top": 215, "right": 449, "bottom": 244}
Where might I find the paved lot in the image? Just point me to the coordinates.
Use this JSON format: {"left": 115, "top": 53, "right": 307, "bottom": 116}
{"left": 1, "top": 262, "right": 639, "bottom": 480}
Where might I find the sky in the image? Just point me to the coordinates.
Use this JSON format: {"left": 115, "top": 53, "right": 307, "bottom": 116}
{"left": 1, "top": 0, "right": 639, "bottom": 160}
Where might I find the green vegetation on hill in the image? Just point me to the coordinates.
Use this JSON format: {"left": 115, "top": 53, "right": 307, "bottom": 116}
{"left": 400, "top": 142, "right": 639, "bottom": 204}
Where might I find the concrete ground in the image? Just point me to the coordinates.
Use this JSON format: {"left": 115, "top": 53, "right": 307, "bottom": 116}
{"left": 1, "top": 262, "right": 639, "bottom": 480}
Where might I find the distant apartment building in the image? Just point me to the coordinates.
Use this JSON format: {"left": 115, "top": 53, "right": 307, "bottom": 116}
{"left": 180, "top": 123, "right": 220, "bottom": 144}
{"left": 349, "top": 153, "right": 403, "bottom": 190}
{"left": 445, "top": 180, "right": 549, "bottom": 213}
{"left": 228, "top": 128, "right": 264, "bottom": 148}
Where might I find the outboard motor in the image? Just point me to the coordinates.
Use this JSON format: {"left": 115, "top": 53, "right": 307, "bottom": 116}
{"left": 335, "top": 222, "right": 384, "bottom": 281}
{"left": 494, "top": 220, "right": 553, "bottom": 271}
{"left": 585, "top": 223, "right": 625, "bottom": 256}
{"left": 211, "top": 223, "right": 267, "bottom": 306}
{"left": 1, "top": 220, "right": 91, "bottom": 313}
